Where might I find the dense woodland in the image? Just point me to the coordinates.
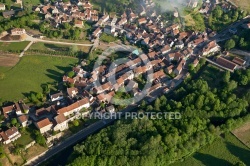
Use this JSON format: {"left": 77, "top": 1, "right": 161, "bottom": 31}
{"left": 67, "top": 63, "right": 250, "bottom": 166}
{"left": 208, "top": 6, "right": 247, "bottom": 31}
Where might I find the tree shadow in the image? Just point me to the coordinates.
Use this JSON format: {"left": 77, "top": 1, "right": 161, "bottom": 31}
{"left": 193, "top": 152, "right": 232, "bottom": 166}
{"left": 46, "top": 69, "right": 62, "bottom": 77}
{"left": 226, "top": 142, "right": 250, "bottom": 165}
{"left": 55, "top": 65, "right": 75, "bottom": 73}
{"left": 45, "top": 74, "right": 60, "bottom": 82}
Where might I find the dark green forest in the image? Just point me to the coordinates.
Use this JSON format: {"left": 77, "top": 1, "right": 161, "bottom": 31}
{"left": 67, "top": 64, "right": 250, "bottom": 166}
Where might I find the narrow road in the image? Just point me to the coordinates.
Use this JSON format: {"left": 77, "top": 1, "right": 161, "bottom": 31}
{"left": 19, "top": 41, "right": 33, "bottom": 57}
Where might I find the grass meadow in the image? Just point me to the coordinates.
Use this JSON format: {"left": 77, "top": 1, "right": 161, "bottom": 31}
{"left": 172, "top": 133, "right": 250, "bottom": 166}
{"left": 0, "top": 55, "right": 78, "bottom": 102}
{"left": 0, "top": 42, "right": 30, "bottom": 52}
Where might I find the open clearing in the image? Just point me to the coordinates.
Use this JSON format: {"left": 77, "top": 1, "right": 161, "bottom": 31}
{"left": 231, "top": 0, "right": 250, "bottom": 12}
{"left": 172, "top": 133, "right": 250, "bottom": 166}
{"left": 232, "top": 122, "right": 250, "bottom": 148}
{"left": 0, "top": 54, "right": 20, "bottom": 67}
{"left": 0, "top": 55, "right": 78, "bottom": 102}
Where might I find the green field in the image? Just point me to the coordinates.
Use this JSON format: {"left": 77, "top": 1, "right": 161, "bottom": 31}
{"left": 0, "top": 42, "right": 30, "bottom": 52}
{"left": 30, "top": 42, "right": 91, "bottom": 54}
{"left": 100, "top": 33, "right": 118, "bottom": 43}
{"left": 172, "top": 133, "right": 250, "bottom": 166}
{"left": 0, "top": 55, "right": 78, "bottom": 102}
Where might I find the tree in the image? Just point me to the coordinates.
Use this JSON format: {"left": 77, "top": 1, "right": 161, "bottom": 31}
{"left": 154, "top": 98, "right": 161, "bottom": 111}
{"left": 240, "top": 75, "right": 248, "bottom": 85}
{"left": 34, "top": 131, "right": 46, "bottom": 146}
{"left": 67, "top": 71, "right": 75, "bottom": 78}
{"left": 73, "top": 120, "right": 79, "bottom": 126}
{"left": 29, "top": 92, "right": 39, "bottom": 103}
{"left": 69, "top": 45, "right": 78, "bottom": 54}
{"left": 188, "top": 64, "right": 195, "bottom": 71}
{"left": 222, "top": 71, "right": 230, "bottom": 83}
{"left": 199, "top": 58, "right": 206, "bottom": 66}
{"left": 224, "top": 39, "right": 235, "bottom": 50}
{"left": 11, "top": 118, "right": 17, "bottom": 126}
{"left": 213, "top": 6, "right": 223, "bottom": 18}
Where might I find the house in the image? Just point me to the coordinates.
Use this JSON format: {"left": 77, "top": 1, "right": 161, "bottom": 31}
{"left": 193, "top": 58, "right": 199, "bottom": 67}
{"left": 148, "top": 51, "right": 157, "bottom": 60}
{"left": 117, "top": 18, "right": 127, "bottom": 26}
{"left": 83, "top": 1, "right": 93, "bottom": 9}
{"left": 0, "top": 3, "right": 5, "bottom": 10}
{"left": 33, "top": 6, "right": 40, "bottom": 12}
{"left": 174, "top": 11, "right": 178, "bottom": 17}
{"left": 57, "top": 98, "right": 90, "bottom": 117}
{"left": 41, "top": 5, "right": 50, "bottom": 14}
{"left": 74, "top": 20, "right": 83, "bottom": 28}
{"left": 148, "top": 70, "right": 166, "bottom": 81}
{"left": 182, "top": 48, "right": 193, "bottom": 58}
{"left": 52, "top": 7, "right": 59, "bottom": 14}
{"left": 242, "top": 23, "right": 250, "bottom": 29}
{"left": 199, "top": 5, "right": 209, "bottom": 14}
{"left": 0, "top": 127, "right": 21, "bottom": 144}
{"left": 201, "top": 41, "right": 220, "bottom": 56}
{"left": 104, "top": 25, "right": 115, "bottom": 35}
{"left": 53, "top": 114, "right": 68, "bottom": 131}
{"left": 174, "top": 59, "right": 186, "bottom": 75}
{"left": 101, "top": 15, "right": 110, "bottom": 23}
{"left": 148, "top": 83, "right": 162, "bottom": 94}
{"left": 2, "top": 105, "right": 14, "bottom": 119}
{"left": 2, "top": 10, "right": 15, "bottom": 18}
{"left": 18, "top": 115, "right": 31, "bottom": 127}
{"left": 188, "top": 38, "right": 204, "bottom": 48}
{"left": 11, "top": 28, "right": 26, "bottom": 36}
{"left": 216, "top": 56, "right": 237, "bottom": 71}
{"left": 175, "top": 40, "right": 184, "bottom": 49}
{"left": 67, "top": 87, "right": 78, "bottom": 98}
{"left": 50, "top": 92, "right": 64, "bottom": 102}
{"left": 14, "top": 102, "right": 22, "bottom": 115}
{"left": 45, "top": 13, "right": 52, "bottom": 19}
{"left": 166, "top": 53, "right": 175, "bottom": 61}
{"left": 111, "top": 16, "right": 117, "bottom": 26}
{"left": 133, "top": 66, "right": 149, "bottom": 77}
{"left": 16, "top": 0, "right": 22, "bottom": 4}
{"left": 232, "top": 57, "right": 246, "bottom": 66}
{"left": 138, "top": 17, "right": 147, "bottom": 25}
{"left": 161, "top": 45, "right": 171, "bottom": 55}
{"left": 92, "top": 27, "right": 102, "bottom": 37}
{"left": 106, "top": 105, "right": 115, "bottom": 113}
{"left": 35, "top": 106, "right": 56, "bottom": 118}
{"left": 165, "top": 65, "right": 174, "bottom": 74}
{"left": 35, "top": 118, "right": 53, "bottom": 134}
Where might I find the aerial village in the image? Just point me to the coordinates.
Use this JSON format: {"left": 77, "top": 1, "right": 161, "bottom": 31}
{"left": 0, "top": 0, "right": 248, "bottom": 147}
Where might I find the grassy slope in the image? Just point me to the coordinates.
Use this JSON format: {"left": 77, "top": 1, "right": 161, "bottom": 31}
{"left": 0, "top": 55, "right": 78, "bottom": 102}
{"left": 172, "top": 133, "right": 250, "bottom": 166}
